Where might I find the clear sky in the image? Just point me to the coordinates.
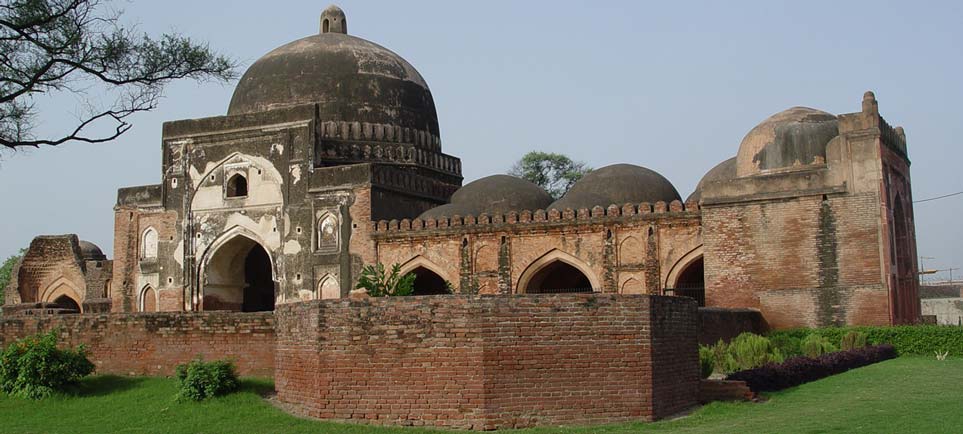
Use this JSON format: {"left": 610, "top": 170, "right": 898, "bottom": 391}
{"left": 2, "top": 0, "right": 962, "bottom": 281}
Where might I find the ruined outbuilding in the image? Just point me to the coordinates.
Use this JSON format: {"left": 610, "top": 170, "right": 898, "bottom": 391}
{"left": 4, "top": 6, "right": 920, "bottom": 328}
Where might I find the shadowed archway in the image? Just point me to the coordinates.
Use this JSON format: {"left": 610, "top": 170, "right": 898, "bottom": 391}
{"left": 523, "top": 261, "right": 593, "bottom": 294}
{"left": 410, "top": 266, "right": 451, "bottom": 295}
{"left": 52, "top": 295, "right": 80, "bottom": 313}
{"left": 672, "top": 256, "right": 705, "bottom": 306}
{"left": 202, "top": 233, "right": 275, "bottom": 312}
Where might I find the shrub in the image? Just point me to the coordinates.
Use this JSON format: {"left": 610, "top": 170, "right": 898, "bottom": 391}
{"left": 770, "top": 325, "right": 963, "bottom": 357}
{"left": 769, "top": 334, "right": 802, "bottom": 358}
{"left": 727, "top": 345, "right": 897, "bottom": 392}
{"left": 727, "top": 333, "right": 784, "bottom": 371}
{"left": 699, "top": 346, "right": 714, "bottom": 379}
{"left": 0, "top": 330, "right": 94, "bottom": 399}
{"left": 801, "top": 334, "right": 837, "bottom": 358}
{"left": 709, "top": 340, "right": 738, "bottom": 375}
{"left": 175, "top": 358, "right": 238, "bottom": 401}
{"left": 841, "top": 331, "right": 868, "bottom": 351}
{"left": 355, "top": 263, "right": 416, "bottom": 297}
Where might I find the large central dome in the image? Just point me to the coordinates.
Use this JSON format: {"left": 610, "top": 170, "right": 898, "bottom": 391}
{"left": 228, "top": 5, "right": 440, "bottom": 138}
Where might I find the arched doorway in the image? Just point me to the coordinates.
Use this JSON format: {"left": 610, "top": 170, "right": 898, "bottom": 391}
{"left": 672, "top": 256, "right": 705, "bottom": 306}
{"left": 524, "top": 261, "right": 593, "bottom": 293}
{"left": 202, "top": 234, "right": 275, "bottom": 312}
{"left": 52, "top": 295, "right": 81, "bottom": 313}
{"left": 410, "top": 267, "right": 451, "bottom": 295}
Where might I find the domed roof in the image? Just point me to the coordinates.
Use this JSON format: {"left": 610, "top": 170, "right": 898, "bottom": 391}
{"left": 686, "top": 157, "right": 736, "bottom": 203}
{"left": 228, "top": 6, "right": 439, "bottom": 137}
{"left": 78, "top": 240, "right": 106, "bottom": 261}
{"left": 735, "top": 107, "right": 839, "bottom": 177}
{"left": 549, "top": 164, "right": 680, "bottom": 211}
{"left": 419, "top": 175, "right": 553, "bottom": 219}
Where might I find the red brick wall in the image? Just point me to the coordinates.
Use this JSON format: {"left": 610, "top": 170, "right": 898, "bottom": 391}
{"left": 0, "top": 312, "right": 274, "bottom": 377}
{"left": 698, "top": 307, "right": 768, "bottom": 345}
{"left": 275, "top": 295, "right": 699, "bottom": 430}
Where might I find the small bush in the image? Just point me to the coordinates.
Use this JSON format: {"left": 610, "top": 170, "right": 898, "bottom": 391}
{"left": 727, "top": 333, "right": 784, "bottom": 371}
{"left": 699, "top": 346, "right": 714, "bottom": 379}
{"left": 0, "top": 330, "right": 94, "bottom": 399}
{"left": 841, "top": 331, "right": 868, "bottom": 351}
{"left": 175, "top": 358, "right": 238, "bottom": 401}
{"left": 355, "top": 263, "right": 416, "bottom": 297}
{"left": 801, "top": 334, "right": 837, "bottom": 358}
{"left": 709, "top": 340, "right": 738, "bottom": 375}
{"left": 769, "top": 334, "right": 802, "bottom": 358}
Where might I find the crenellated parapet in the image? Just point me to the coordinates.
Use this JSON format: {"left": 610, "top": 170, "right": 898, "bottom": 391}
{"left": 318, "top": 120, "right": 441, "bottom": 152}
{"left": 371, "top": 199, "right": 701, "bottom": 237}
{"left": 319, "top": 140, "right": 461, "bottom": 176}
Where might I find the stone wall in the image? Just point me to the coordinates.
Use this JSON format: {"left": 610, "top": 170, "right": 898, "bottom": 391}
{"left": 275, "top": 294, "right": 699, "bottom": 430}
{"left": 0, "top": 312, "right": 274, "bottom": 377}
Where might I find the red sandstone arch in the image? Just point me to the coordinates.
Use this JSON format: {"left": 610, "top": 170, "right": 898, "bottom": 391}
{"left": 516, "top": 249, "right": 601, "bottom": 294}
{"left": 664, "top": 245, "right": 704, "bottom": 289}
{"left": 140, "top": 285, "right": 157, "bottom": 312}
{"left": 40, "top": 276, "right": 83, "bottom": 313}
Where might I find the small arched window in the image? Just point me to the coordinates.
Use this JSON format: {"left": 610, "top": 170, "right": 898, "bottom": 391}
{"left": 318, "top": 214, "right": 339, "bottom": 252}
{"left": 226, "top": 174, "right": 248, "bottom": 198}
{"left": 140, "top": 285, "right": 157, "bottom": 312}
{"left": 142, "top": 227, "right": 158, "bottom": 259}
{"left": 322, "top": 19, "right": 329, "bottom": 33}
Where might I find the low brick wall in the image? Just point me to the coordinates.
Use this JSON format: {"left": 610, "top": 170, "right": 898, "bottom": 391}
{"left": 698, "top": 307, "right": 768, "bottom": 345}
{"left": 275, "top": 294, "right": 699, "bottom": 430}
{"left": 0, "top": 312, "right": 275, "bottom": 377}
{"left": 698, "top": 380, "right": 754, "bottom": 403}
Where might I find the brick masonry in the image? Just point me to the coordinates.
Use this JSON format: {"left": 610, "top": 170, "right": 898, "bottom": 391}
{"left": 0, "top": 312, "right": 274, "bottom": 377}
{"left": 274, "top": 294, "right": 699, "bottom": 430}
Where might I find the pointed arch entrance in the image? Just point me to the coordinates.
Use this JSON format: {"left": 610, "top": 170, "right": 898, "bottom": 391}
{"left": 517, "top": 250, "right": 600, "bottom": 294}
{"left": 666, "top": 247, "right": 705, "bottom": 306}
{"left": 52, "top": 295, "right": 81, "bottom": 313}
{"left": 200, "top": 230, "right": 276, "bottom": 312}
{"left": 399, "top": 256, "right": 453, "bottom": 295}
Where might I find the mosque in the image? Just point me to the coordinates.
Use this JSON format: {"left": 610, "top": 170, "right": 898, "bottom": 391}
{"left": 4, "top": 5, "right": 920, "bottom": 329}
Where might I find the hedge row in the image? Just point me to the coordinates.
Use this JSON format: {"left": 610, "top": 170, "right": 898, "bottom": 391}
{"left": 726, "top": 345, "right": 897, "bottom": 392}
{"left": 768, "top": 325, "right": 963, "bottom": 357}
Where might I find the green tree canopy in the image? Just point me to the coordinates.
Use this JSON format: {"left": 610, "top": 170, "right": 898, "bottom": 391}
{"left": 1, "top": 0, "right": 237, "bottom": 150}
{"left": 0, "top": 248, "right": 25, "bottom": 306}
{"left": 508, "top": 151, "right": 592, "bottom": 200}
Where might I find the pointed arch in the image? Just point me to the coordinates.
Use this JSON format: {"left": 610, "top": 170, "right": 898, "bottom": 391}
{"left": 142, "top": 227, "right": 158, "bottom": 259}
{"left": 398, "top": 256, "right": 454, "bottom": 284}
{"left": 516, "top": 249, "right": 601, "bottom": 294}
{"left": 665, "top": 245, "right": 704, "bottom": 289}
{"left": 318, "top": 274, "right": 341, "bottom": 300}
{"left": 139, "top": 284, "right": 157, "bottom": 312}
{"left": 198, "top": 226, "right": 277, "bottom": 312}
{"left": 226, "top": 173, "right": 248, "bottom": 197}
{"left": 621, "top": 278, "right": 645, "bottom": 295}
{"left": 40, "top": 276, "right": 83, "bottom": 313}
{"left": 317, "top": 212, "right": 340, "bottom": 252}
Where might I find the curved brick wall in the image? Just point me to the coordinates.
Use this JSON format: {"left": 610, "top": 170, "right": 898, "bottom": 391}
{"left": 275, "top": 294, "right": 699, "bottom": 430}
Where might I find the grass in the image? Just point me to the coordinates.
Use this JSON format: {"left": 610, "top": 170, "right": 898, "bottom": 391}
{"left": 0, "top": 357, "right": 960, "bottom": 433}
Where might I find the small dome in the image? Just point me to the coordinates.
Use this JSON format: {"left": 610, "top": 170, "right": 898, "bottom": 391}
{"left": 687, "top": 157, "right": 736, "bottom": 203}
{"left": 228, "top": 6, "right": 440, "bottom": 139}
{"left": 549, "top": 164, "right": 680, "bottom": 211}
{"left": 735, "top": 107, "right": 838, "bottom": 177}
{"left": 420, "top": 175, "right": 553, "bottom": 219}
{"left": 78, "top": 240, "right": 106, "bottom": 261}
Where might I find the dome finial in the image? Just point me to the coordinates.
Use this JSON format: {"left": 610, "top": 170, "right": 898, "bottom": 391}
{"left": 320, "top": 5, "right": 347, "bottom": 34}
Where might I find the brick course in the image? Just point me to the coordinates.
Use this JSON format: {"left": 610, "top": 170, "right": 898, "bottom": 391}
{"left": 275, "top": 294, "right": 699, "bottom": 430}
{"left": 0, "top": 312, "right": 274, "bottom": 377}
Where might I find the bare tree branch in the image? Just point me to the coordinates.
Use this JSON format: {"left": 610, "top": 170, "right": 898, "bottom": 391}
{"left": 0, "top": 0, "right": 237, "bottom": 150}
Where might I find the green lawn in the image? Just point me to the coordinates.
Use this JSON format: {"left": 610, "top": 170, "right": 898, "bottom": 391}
{"left": 0, "top": 357, "right": 959, "bottom": 433}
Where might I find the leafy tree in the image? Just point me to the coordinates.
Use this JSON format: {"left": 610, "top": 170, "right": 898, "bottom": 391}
{"left": 508, "top": 151, "right": 591, "bottom": 200}
{"left": 0, "top": 329, "right": 94, "bottom": 399}
{"left": 0, "top": 248, "right": 25, "bottom": 306}
{"left": 1, "top": 0, "right": 237, "bottom": 150}
{"left": 355, "top": 263, "right": 416, "bottom": 297}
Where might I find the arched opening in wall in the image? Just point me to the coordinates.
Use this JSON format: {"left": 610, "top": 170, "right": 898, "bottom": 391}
{"left": 226, "top": 174, "right": 248, "bottom": 198}
{"left": 410, "top": 267, "right": 451, "bottom": 295}
{"left": 322, "top": 19, "right": 329, "bottom": 33}
{"left": 202, "top": 234, "right": 275, "bottom": 312}
{"left": 52, "top": 295, "right": 80, "bottom": 313}
{"left": 140, "top": 286, "right": 157, "bottom": 312}
{"left": 672, "top": 256, "right": 705, "bottom": 306}
{"left": 524, "top": 261, "right": 592, "bottom": 294}
{"left": 142, "top": 227, "right": 158, "bottom": 259}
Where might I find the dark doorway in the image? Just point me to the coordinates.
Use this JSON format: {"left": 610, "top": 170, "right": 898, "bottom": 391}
{"left": 52, "top": 295, "right": 81, "bottom": 313}
{"left": 242, "top": 244, "right": 275, "bottom": 312}
{"left": 227, "top": 174, "right": 248, "bottom": 198}
{"left": 411, "top": 267, "right": 451, "bottom": 295}
{"left": 526, "top": 261, "right": 592, "bottom": 293}
{"left": 673, "top": 257, "right": 705, "bottom": 306}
